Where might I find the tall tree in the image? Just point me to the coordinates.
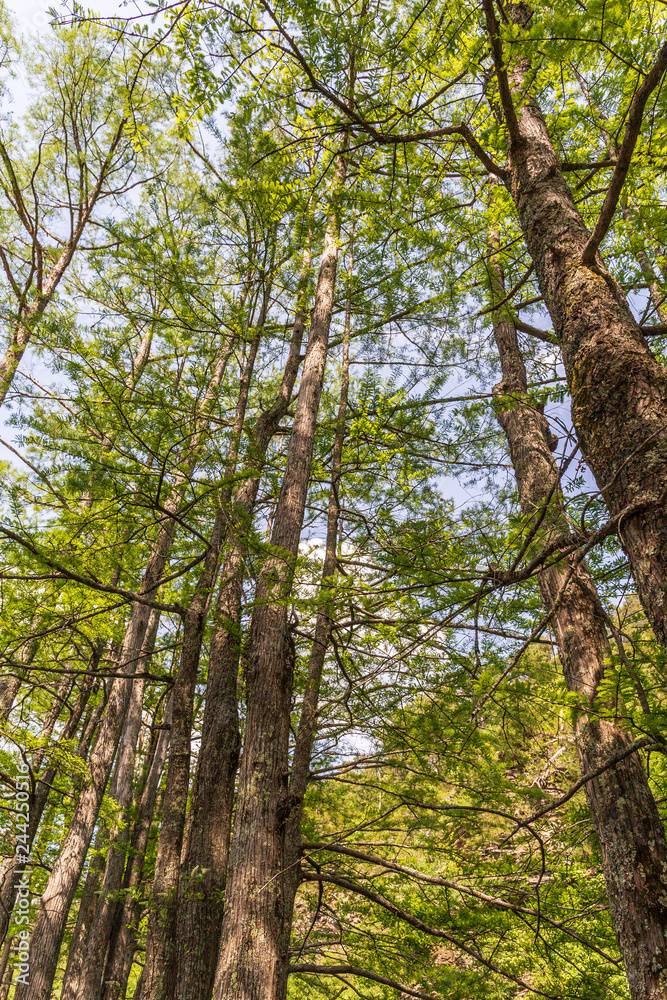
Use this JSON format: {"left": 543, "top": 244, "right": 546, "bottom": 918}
{"left": 487, "top": 196, "right": 667, "bottom": 999}
{"left": 212, "top": 147, "right": 346, "bottom": 1000}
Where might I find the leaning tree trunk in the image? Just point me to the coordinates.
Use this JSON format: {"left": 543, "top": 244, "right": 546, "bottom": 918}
{"left": 487, "top": 221, "right": 667, "bottom": 1000}
{"left": 0, "top": 646, "right": 101, "bottom": 946}
{"left": 13, "top": 540, "right": 173, "bottom": 1000}
{"left": 0, "top": 936, "right": 13, "bottom": 1000}
{"left": 175, "top": 238, "right": 312, "bottom": 1000}
{"left": 212, "top": 160, "right": 345, "bottom": 1000}
{"left": 483, "top": 0, "right": 667, "bottom": 653}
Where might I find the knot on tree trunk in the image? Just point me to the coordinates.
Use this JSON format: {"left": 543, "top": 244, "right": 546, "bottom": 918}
{"left": 276, "top": 794, "right": 303, "bottom": 828}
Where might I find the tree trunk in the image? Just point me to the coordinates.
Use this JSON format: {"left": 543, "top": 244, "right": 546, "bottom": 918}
{"left": 59, "top": 832, "right": 109, "bottom": 1000}
{"left": 212, "top": 158, "right": 344, "bottom": 1000}
{"left": 485, "top": 0, "right": 667, "bottom": 651}
{"left": 73, "top": 611, "right": 160, "bottom": 1000}
{"left": 276, "top": 260, "right": 352, "bottom": 1000}
{"left": 14, "top": 319, "right": 238, "bottom": 1000}
{"left": 0, "top": 675, "right": 21, "bottom": 722}
{"left": 100, "top": 698, "right": 172, "bottom": 1000}
{"left": 175, "top": 240, "right": 312, "bottom": 1000}
{"left": 487, "top": 224, "right": 667, "bottom": 1000}
{"left": 141, "top": 319, "right": 264, "bottom": 1000}
{"left": 0, "top": 936, "right": 14, "bottom": 1000}
{"left": 15, "top": 563, "right": 171, "bottom": 1000}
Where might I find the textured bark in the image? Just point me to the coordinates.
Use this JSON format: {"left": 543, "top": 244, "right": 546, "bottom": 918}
{"left": 488, "top": 228, "right": 667, "bottom": 1000}
{"left": 484, "top": 1, "right": 667, "bottom": 652}
{"left": 73, "top": 612, "right": 160, "bottom": 1000}
{"left": 75, "top": 672, "right": 148, "bottom": 1000}
{"left": 276, "top": 267, "right": 352, "bottom": 1000}
{"left": 212, "top": 162, "right": 344, "bottom": 1000}
{"left": 0, "top": 675, "right": 21, "bottom": 722}
{"left": 15, "top": 568, "right": 170, "bottom": 1000}
{"left": 174, "top": 243, "right": 312, "bottom": 1000}
{"left": 101, "top": 699, "right": 172, "bottom": 1000}
{"left": 59, "top": 832, "right": 108, "bottom": 1000}
{"left": 142, "top": 321, "right": 264, "bottom": 1000}
{"left": 0, "top": 936, "right": 13, "bottom": 1000}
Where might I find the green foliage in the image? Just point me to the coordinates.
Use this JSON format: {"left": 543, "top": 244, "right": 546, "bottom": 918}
{"left": 0, "top": 2, "right": 666, "bottom": 997}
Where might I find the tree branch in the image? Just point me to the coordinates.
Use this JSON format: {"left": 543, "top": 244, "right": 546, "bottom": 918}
{"left": 582, "top": 40, "right": 667, "bottom": 265}
{"left": 300, "top": 872, "right": 560, "bottom": 997}
{"left": 302, "top": 843, "right": 619, "bottom": 963}
{"left": 0, "top": 524, "right": 187, "bottom": 613}
{"left": 510, "top": 736, "right": 656, "bottom": 832}
{"left": 259, "top": 0, "right": 508, "bottom": 178}
{"left": 289, "top": 964, "right": 438, "bottom": 999}
{"left": 514, "top": 318, "right": 558, "bottom": 345}
{"left": 481, "top": 0, "right": 522, "bottom": 148}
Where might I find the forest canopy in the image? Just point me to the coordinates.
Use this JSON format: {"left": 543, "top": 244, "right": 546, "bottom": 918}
{"left": 0, "top": 1, "right": 667, "bottom": 999}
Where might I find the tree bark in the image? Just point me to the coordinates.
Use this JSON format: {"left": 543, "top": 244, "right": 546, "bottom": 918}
{"left": 13, "top": 316, "right": 238, "bottom": 1000}
{"left": 100, "top": 698, "right": 172, "bottom": 1000}
{"left": 0, "top": 936, "right": 13, "bottom": 1000}
{"left": 212, "top": 157, "right": 344, "bottom": 1000}
{"left": 141, "top": 316, "right": 265, "bottom": 1000}
{"left": 73, "top": 611, "right": 160, "bottom": 1000}
{"left": 276, "top": 258, "right": 352, "bottom": 1000}
{"left": 14, "top": 571, "right": 169, "bottom": 1000}
{"left": 174, "top": 240, "right": 312, "bottom": 1000}
{"left": 483, "top": 0, "right": 667, "bottom": 651}
{"left": 487, "top": 222, "right": 667, "bottom": 1000}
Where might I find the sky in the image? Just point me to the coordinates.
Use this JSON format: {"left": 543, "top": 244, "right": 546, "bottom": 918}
{"left": 9, "top": 0, "right": 127, "bottom": 39}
